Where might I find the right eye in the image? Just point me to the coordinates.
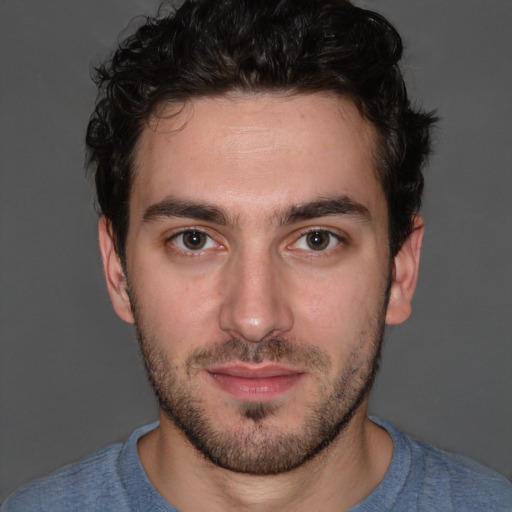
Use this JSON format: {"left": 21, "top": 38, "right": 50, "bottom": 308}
{"left": 289, "top": 229, "right": 342, "bottom": 252}
{"left": 170, "top": 230, "right": 218, "bottom": 252}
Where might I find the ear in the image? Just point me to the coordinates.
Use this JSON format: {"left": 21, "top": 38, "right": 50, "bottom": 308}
{"left": 98, "top": 216, "right": 135, "bottom": 324}
{"left": 385, "top": 215, "right": 424, "bottom": 325}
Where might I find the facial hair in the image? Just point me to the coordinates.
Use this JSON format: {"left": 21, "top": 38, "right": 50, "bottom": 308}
{"left": 132, "top": 298, "right": 387, "bottom": 475}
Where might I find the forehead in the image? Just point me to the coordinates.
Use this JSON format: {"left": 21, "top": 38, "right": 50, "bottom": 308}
{"left": 131, "top": 93, "right": 384, "bottom": 223}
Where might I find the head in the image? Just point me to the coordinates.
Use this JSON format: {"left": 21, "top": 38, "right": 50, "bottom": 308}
{"left": 87, "top": 0, "right": 435, "bottom": 265}
{"left": 90, "top": 0, "right": 434, "bottom": 475}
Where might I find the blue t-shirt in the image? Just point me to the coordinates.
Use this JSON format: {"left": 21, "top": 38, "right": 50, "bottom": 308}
{"left": 2, "top": 418, "right": 511, "bottom": 511}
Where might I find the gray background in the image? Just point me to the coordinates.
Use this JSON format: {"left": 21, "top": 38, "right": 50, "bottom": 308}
{"left": 1, "top": 0, "right": 511, "bottom": 500}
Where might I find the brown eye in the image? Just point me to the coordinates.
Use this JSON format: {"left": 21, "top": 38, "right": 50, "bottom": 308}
{"left": 305, "top": 231, "right": 331, "bottom": 250}
{"left": 182, "top": 230, "right": 207, "bottom": 250}
{"left": 172, "top": 230, "right": 216, "bottom": 251}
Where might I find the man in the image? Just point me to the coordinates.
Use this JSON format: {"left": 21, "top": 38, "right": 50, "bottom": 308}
{"left": 2, "top": 0, "right": 511, "bottom": 510}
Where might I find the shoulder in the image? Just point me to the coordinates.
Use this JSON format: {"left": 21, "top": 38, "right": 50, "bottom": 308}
{"left": 366, "top": 418, "right": 512, "bottom": 511}
{"left": 376, "top": 417, "right": 512, "bottom": 510}
{"left": 411, "top": 438, "right": 512, "bottom": 510}
{"left": 0, "top": 422, "right": 161, "bottom": 512}
{"left": 1, "top": 442, "right": 130, "bottom": 512}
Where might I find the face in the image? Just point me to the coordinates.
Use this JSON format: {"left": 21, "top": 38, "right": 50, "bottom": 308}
{"left": 100, "top": 93, "right": 422, "bottom": 474}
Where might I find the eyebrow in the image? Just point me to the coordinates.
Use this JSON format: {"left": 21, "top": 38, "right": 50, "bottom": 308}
{"left": 143, "top": 199, "right": 231, "bottom": 225}
{"left": 280, "top": 196, "right": 371, "bottom": 225}
{"left": 142, "top": 195, "right": 371, "bottom": 226}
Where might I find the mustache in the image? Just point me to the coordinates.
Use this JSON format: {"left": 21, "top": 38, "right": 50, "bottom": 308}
{"left": 185, "top": 337, "right": 331, "bottom": 374}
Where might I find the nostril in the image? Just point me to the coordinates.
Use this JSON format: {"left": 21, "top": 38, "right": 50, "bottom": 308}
{"left": 218, "top": 290, "right": 294, "bottom": 342}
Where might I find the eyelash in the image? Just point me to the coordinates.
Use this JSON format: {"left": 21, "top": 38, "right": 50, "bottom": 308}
{"left": 166, "top": 227, "right": 345, "bottom": 257}
{"left": 167, "top": 229, "right": 220, "bottom": 255}
{"left": 290, "top": 229, "right": 344, "bottom": 253}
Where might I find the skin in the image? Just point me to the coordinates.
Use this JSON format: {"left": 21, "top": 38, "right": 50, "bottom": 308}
{"left": 99, "top": 93, "right": 423, "bottom": 512}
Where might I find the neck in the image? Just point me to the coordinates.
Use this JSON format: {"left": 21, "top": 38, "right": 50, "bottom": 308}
{"left": 138, "top": 405, "right": 393, "bottom": 512}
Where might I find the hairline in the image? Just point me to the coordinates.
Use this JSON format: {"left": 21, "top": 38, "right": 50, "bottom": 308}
{"left": 115, "top": 88, "right": 392, "bottom": 264}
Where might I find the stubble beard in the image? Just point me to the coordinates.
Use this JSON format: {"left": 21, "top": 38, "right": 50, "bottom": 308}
{"left": 132, "top": 303, "right": 387, "bottom": 475}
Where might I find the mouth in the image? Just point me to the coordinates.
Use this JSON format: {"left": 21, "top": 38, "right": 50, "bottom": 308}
{"left": 205, "top": 364, "right": 305, "bottom": 402}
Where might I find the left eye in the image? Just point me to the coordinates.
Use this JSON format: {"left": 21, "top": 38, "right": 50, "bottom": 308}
{"left": 171, "top": 230, "right": 217, "bottom": 251}
{"left": 292, "top": 230, "right": 341, "bottom": 251}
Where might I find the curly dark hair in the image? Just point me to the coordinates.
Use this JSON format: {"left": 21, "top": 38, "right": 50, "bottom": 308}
{"left": 86, "top": 0, "right": 436, "bottom": 262}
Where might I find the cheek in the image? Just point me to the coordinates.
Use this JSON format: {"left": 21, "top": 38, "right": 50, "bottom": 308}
{"left": 290, "top": 266, "right": 386, "bottom": 342}
{"left": 132, "top": 267, "right": 224, "bottom": 343}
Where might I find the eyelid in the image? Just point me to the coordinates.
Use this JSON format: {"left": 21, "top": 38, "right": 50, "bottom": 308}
{"left": 166, "top": 227, "right": 224, "bottom": 254}
{"left": 287, "top": 227, "right": 346, "bottom": 252}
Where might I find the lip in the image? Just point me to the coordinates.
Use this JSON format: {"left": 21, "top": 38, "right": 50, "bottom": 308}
{"left": 205, "top": 364, "right": 305, "bottom": 402}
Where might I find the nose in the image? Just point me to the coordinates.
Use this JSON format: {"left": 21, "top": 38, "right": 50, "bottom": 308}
{"left": 218, "top": 248, "right": 294, "bottom": 342}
